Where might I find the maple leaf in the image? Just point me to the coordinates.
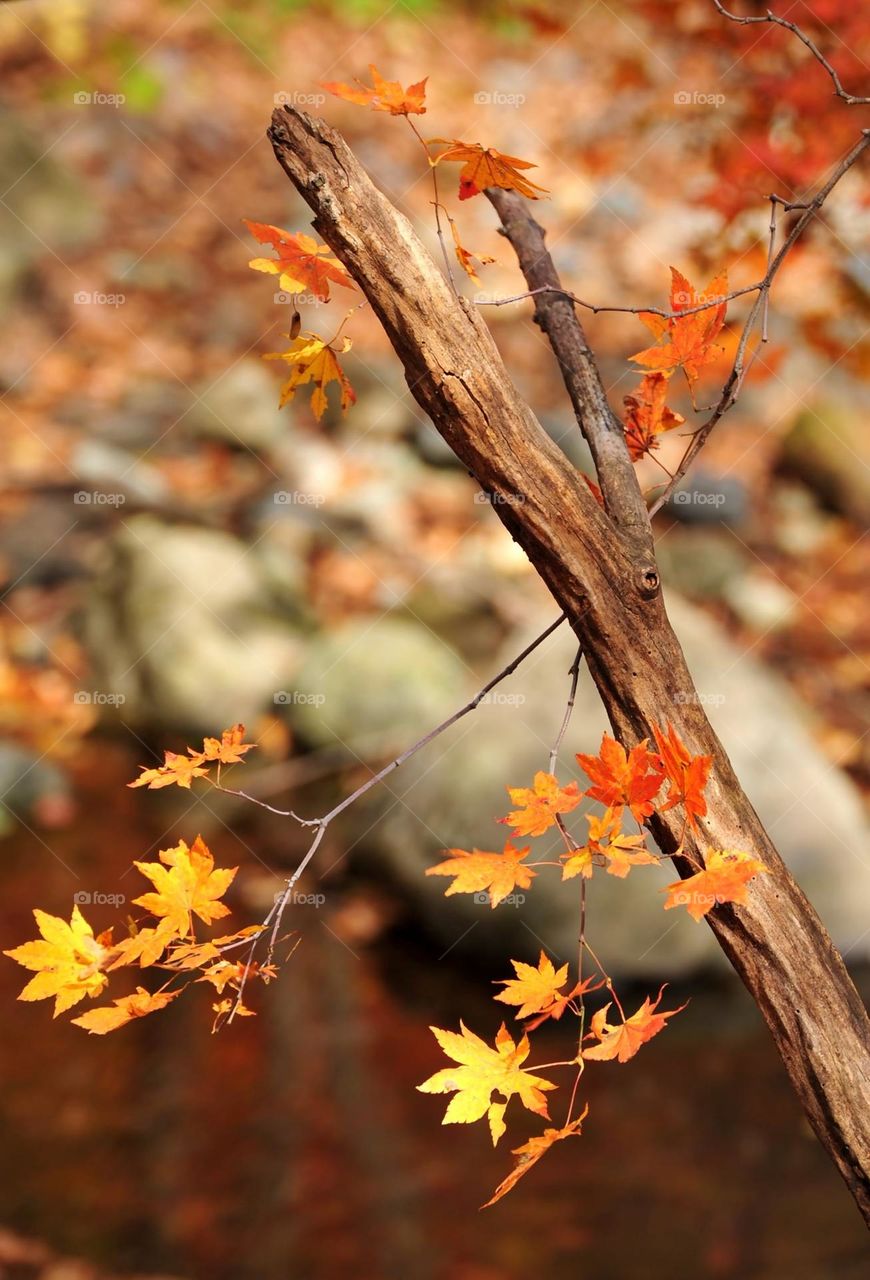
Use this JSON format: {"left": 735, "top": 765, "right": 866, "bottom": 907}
{"left": 264, "top": 332, "right": 356, "bottom": 420}
{"left": 494, "top": 951, "right": 571, "bottom": 1020}
{"left": 201, "top": 723, "right": 256, "bottom": 766}
{"left": 133, "top": 835, "right": 237, "bottom": 938}
{"left": 418, "top": 1022, "right": 555, "bottom": 1145}
{"left": 664, "top": 847, "right": 768, "bottom": 922}
{"left": 576, "top": 734, "right": 664, "bottom": 823}
{"left": 630, "top": 267, "right": 728, "bottom": 384}
{"left": 212, "top": 997, "right": 256, "bottom": 1032}
{"left": 622, "top": 371, "right": 685, "bottom": 461}
{"left": 321, "top": 64, "right": 427, "bottom": 116}
{"left": 501, "top": 770, "right": 581, "bottom": 838}
{"left": 652, "top": 722, "right": 713, "bottom": 831}
{"left": 128, "top": 749, "right": 209, "bottom": 791}
{"left": 562, "top": 809, "right": 658, "bottom": 881}
{"left": 449, "top": 217, "right": 495, "bottom": 285}
{"left": 109, "top": 918, "right": 178, "bottom": 969}
{"left": 483, "top": 1110, "right": 588, "bottom": 1207}
{"left": 4, "top": 905, "right": 113, "bottom": 1015}
{"left": 244, "top": 221, "right": 354, "bottom": 302}
{"left": 425, "top": 840, "right": 535, "bottom": 908}
{"left": 432, "top": 140, "right": 548, "bottom": 201}
{"left": 582, "top": 986, "right": 686, "bottom": 1063}
{"left": 71, "top": 986, "right": 179, "bottom": 1034}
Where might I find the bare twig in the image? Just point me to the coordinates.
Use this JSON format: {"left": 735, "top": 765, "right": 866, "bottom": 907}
{"left": 712, "top": 1, "right": 870, "bottom": 106}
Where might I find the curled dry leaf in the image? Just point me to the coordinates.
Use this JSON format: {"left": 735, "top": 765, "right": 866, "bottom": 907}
{"left": 321, "top": 64, "right": 427, "bottom": 116}
{"left": 483, "top": 1109, "right": 588, "bottom": 1208}
{"left": 432, "top": 139, "right": 548, "bottom": 200}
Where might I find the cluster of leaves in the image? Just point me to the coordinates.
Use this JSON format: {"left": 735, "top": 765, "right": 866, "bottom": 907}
{"left": 5, "top": 727, "right": 279, "bottom": 1034}
{"left": 245, "top": 63, "right": 547, "bottom": 419}
{"left": 419, "top": 723, "right": 766, "bottom": 1205}
{"left": 619, "top": 267, "right": 729, "bottom": 467}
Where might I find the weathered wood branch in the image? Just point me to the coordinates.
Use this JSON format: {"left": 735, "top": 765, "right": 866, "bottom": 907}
{"left": 267, "top": 105, "right": 870, "bottom": 1222}
{"left": 486, "top": 188, "right": 652, "bottom": 550}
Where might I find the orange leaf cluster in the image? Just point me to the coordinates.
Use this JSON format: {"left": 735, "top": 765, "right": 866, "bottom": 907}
{"left": 631, "top": 267, "right": 728, "bottom": 385}
{"left": 129, "top": 723, "right": 255, "bottom": 791}
{"left": 576, "top": 733, "right": 664, "bottom": 823}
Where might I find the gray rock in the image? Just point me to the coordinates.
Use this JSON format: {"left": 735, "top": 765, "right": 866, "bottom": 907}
{"left": 667, "top": 471, "right": 749, "bottom": 525}
{"left": 182, "top": 359, "right": 287, "bottom": 450}
{"left": 288, "top": 617, "right": 472, "bottom": 758}
{"left": 82, "top": 517, "right": 306, "bottom": 730}
{"left": 358, "top": 594, "right": 870, "bottom": 978}
{"left": 656, "top": 528, "right": 747, "bottom": 601}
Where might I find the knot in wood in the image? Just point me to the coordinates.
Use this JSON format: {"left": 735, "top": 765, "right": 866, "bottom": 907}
{"left": 637, "top": 564, "right": 660, "bottom": 597}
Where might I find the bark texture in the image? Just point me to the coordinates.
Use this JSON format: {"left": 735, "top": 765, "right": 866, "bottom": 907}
{"left": 267, "top": 105, "right": 870, "bottom": 1221}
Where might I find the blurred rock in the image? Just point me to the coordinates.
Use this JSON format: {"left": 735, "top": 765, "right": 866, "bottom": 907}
{"left": 722, "top": 569, "right": 798, "bottom": 633}
{"left": 666, "top": 471, "right": 749, "bottom": 524}
{"left": 82, "top": 517, "right": 305, "bottom": 730}
{"left": 361, "top": 594, "right": 870, "bottom": 978}
{"left": 70, "top": 439, "right": 169, "bottom": 506}
{"left": 770, "top": 483, "right": 834, "bottom": 557}
{"left": 779, "top": 403, "right": 870, "bottom": 525}
{"left": 182, "top": 360, "right": 286, "bottom": 450}
{"left": 656, "top": 527, "right": 747, "bottom": 601}
{"left": 287, "top": 616, "right": 471, "bottom": 757}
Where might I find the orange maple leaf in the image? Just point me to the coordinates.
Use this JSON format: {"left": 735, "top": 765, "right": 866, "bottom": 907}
{"left": 622, "top": 371, "right": 685, "bottom": 461}
{"left": 133, "top": 835, "right": 237, "bottom": 938}
{"left": 664, "top": 847, "right": 768, "bottom": 922}
{"left": 576, "top": 734, "right": 664, "bottom": 823}
{"left": 425, "top": 840, "right": 535, "bottom": 908}
{"left": 201, "top": 723, "right": 256, "bottom": 766}
{"left": 264, "top": 331, "right": 356, "bottom": 420}
{"left": 244, "top": 221, "right": 355, "bottom": 302}
{"left": 630, "top": 267, "right": 728, "bottom": 384}
{"left": 417, "top": 1022, "right": 555, "bottom": 1145}
{"left": 128, "top": 749, "right": 209, "bottom": 791}
{"left": 652, "top": 722, "right": 713, "bottom": 831}
{"left": 582, "top": 986, "right": 686, "bottom": 1063}
{"left": 448, "top": 216, "right": 495, "bottom": 285}
{"left": 501, "top": 770, "right": 581, "bottom": 838}
{"left": 321, "top": 64, "right": 427, "bottom": 116}
{"left": 432, "top": 140, "right": 548, "bottom": 201}
{"left": 71, "top": 986, "right": 179, "bottom": 1034}
{"left": 563, "top": 809, "right": 659, "bottom": 881}
{"left": 483, "top": 1109, "right": 588, "bottom": 1207}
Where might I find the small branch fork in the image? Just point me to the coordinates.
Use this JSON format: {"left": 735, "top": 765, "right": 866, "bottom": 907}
{"left": 223, "top": 612, "right": 568, "bottom": 1019}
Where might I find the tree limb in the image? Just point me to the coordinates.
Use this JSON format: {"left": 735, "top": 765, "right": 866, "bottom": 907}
{"left": 266, "top": 104, "right": 870, "bottom": 1222}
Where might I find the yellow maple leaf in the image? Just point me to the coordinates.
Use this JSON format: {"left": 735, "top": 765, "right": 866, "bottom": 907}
{"left": 663, "top": 847, "right": 767, "bottom": 922}
{"left": 201, "top": 723, "right": 256, "bottom": 765}
{"left": 425, "top": 840, "right": 535, "bottom": 908}
{"left": 264, "top": 332, "right": 356, "bottom": 420}
{"left": 71, "top": 986, "right": 179, "bottom": 1034}
{"left": 133, "top": 835, "right": 237, "bottom": 938}
{"left": 4, "top": 905, "right": 113, "bottom": 1015}
{"left": 128, "top": 749, "right": 209, "bottom": 791}
{"left": 502, "top": 771, "right": 581, "bottom": 838}
{"left": 483, "top": 1109, "right": 588, "bottom": 1207}
{"left": 417, "top": 1022, "right": 555, "bottom": 1145}
{"left": 494, "top": 951, "right": 571, "bottom": 1020}
{"left": 109, "top": 918, "right": 178, "bottom": 969}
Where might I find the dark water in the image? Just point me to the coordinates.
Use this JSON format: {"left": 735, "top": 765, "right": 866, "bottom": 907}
{"left": 0, "top": 745, "right": 867, "bottom": 1280}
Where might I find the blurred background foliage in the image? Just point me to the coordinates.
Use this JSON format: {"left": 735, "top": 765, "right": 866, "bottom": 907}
{"left": 0, "top": 1, "right": 868, "bottom": 1277}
